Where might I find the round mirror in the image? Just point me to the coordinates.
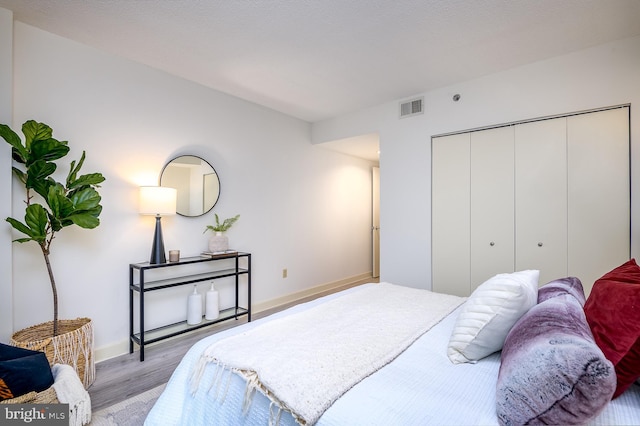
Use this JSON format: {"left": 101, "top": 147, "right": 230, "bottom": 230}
{"left": 160, "top": 155, "right": 220, "bottom": 217}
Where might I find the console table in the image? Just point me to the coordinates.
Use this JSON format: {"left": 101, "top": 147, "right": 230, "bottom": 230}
{"left": 129, "top": 252, "right": 251, "bottom": 361}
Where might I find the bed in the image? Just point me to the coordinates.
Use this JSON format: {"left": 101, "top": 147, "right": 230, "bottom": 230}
{"left": 145, "top": 264, "right": 640, "bottom": 425}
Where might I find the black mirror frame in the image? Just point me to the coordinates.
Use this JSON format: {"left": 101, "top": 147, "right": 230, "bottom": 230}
{"left": 160, "top": 155, "right": 221, "bottom": 217}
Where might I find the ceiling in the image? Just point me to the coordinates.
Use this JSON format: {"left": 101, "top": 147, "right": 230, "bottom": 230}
{"left": 1, "top": 0, "right": 640, "bottom": 161}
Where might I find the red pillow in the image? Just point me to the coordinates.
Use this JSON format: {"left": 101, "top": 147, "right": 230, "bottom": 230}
{"left": 584, "top": 259, "right": 640, "bottom": 398}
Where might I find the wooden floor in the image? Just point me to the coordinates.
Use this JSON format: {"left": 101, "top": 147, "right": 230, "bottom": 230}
{"left": 88, "top": 279, "right": 375, "bottom": 411}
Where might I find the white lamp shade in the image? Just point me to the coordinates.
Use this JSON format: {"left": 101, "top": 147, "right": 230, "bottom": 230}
{"left": 139, "top": 186, "right": 177, "bottom": 216}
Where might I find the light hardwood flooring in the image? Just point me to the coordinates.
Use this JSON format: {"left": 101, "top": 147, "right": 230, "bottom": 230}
{"left": 88, "top": 278, "right": 376, "bottom": 411}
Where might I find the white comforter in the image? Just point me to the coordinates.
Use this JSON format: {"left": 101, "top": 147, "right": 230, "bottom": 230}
{"left": 145, "top": 283, "right": 640, "bottom": 426}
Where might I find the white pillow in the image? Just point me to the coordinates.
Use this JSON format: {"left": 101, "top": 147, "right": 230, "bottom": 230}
{"left": 447, "top": 270, "right": 539, "bottom": 364}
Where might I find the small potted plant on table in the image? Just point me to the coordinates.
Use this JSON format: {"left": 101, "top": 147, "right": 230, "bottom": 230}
{"left": 204, "top": 213, "right": 240, "bottom": 253}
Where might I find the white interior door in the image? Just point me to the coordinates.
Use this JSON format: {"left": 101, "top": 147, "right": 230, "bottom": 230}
{"left": 432, "top": 133, "right": 471, "bottom": 296}
{"left": 470, "top": 126, "right": 515, "bottom": 289}
{"left": 567, "top": 107, "right": 630, "bottom": 294}
{"left": 372, "top": 166, "right": 380, "bottom": 278}
{"left": 515, "top": 117, "right": 568, "bottom": 285}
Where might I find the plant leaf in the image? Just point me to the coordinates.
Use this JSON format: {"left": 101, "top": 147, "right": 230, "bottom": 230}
{"left": 6, "top": 217, "right": 35, "bottom": 239}
{"left": 25, "top": 160, "right": 57, "bottom": 195}
{"left": 208, "top": 214, "right": 240, "bottom": 231}
{"left": 68, "top": 173, "right": 106, "bottom": 190}
{"left": 12, "top": 237, "right": 34, "bottom": 244}
{"left": 29, "top": 138, "right": 70, "bottom": 164}
{"left": 82, "top": 205, "right": 102, "bottom": 217}
{"left": 222, "top": 214, "right": 240, "bottom": 230}
{"left": 0, "top": 124, "right": 28, "bottom": 161}
{"left": 11, "top": 167, "right": 27, "bottom": 185}
{"left": 21, "top": 204, "right": 48, "bottom": 242}
{"left": 68, "top": 213, "right": 100, "bottom": 229}
{"left": 22, "top": 120, "right": 52, "bottom": 149}
{"left": 69, "top": 187, "right": 102, "bottom": 211}
{"left": 49, "top": 212, "right": 64, "bottom": 232}
{"left": 48, "top": 185, "right": 75, "bottom": 219}
{"left": 11, "top": 149, "right": 26, "bottom": 165}
{"left": 67, "top": 151, "right": 84, "bottom": 185}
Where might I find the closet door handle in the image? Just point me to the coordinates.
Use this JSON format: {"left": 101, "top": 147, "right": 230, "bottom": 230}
{"left": 538, "top": 242, "right": 543, "bottom": 247}
{"left": 489, "top": 242, "right": 495, "bottom": 246}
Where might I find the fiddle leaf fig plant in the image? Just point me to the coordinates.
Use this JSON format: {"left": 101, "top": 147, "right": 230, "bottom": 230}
{"left": 204, "top": 213, "right": 240, "bottom": 233}
{"left": 0, "top": 120, "right": 105, "bottom": 336}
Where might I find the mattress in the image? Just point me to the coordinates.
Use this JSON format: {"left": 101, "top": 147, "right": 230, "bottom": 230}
{"left": 145, "top": 284, "right": 640, "bottom": 425}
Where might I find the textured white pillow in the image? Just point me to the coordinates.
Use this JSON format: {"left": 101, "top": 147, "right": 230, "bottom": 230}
{"left": 447, "top": 270, "right": 539, "bottom": 364}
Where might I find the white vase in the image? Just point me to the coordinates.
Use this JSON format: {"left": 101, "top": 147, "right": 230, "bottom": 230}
{"left": 205, "top": 283, "right": 220, "bottom": 320}
{"left": 208, "top": 232, "right": 229, "bottom": 252}
{"left": 187, "top": 286, "right": 203, "bottom": 325}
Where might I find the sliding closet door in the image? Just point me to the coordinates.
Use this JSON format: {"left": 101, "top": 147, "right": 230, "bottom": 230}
{"left": 515, "top": 118, "right": 568, "bottom": 286}
{"left": 470, "top": 126, "right": 515, "bottom": 289}
{"left": 432, "top": 133, "right": 470, "bottom": 296}
{"left": 567, "top": 107, "right": 630, "bottom": 294}
{"left": 433, "top": 108, "right": 630, "bottom": 297}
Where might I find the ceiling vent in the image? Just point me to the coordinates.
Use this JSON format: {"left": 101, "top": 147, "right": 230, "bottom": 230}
{"left": 399, "top": 97, "right": 424, "bottom": 118}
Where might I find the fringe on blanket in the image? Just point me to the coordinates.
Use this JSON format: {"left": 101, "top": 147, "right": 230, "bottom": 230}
{"left": 189, "top": 356, "right": 207, "bottom": 396}
{"left": 269, "top": 402, "right": 283, "bottom": 426}
{"left": 189, "top": 357, "right": 296, "bottom": 426}
{"left": 190, "top": 358, "right": 234, "bottom": 404}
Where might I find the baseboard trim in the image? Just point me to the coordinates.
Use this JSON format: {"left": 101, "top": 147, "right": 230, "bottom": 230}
{"left": 252, "top": 272, "right": 375, "bottom": 314}
{"left": 96, "top": 342, "right": 130, "bottom": 363}
{"left": 95, "top": 272, "right": 376, "bottom": 362}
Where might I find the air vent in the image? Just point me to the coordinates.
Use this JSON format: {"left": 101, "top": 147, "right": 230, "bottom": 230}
{"left": 399, "top": 97, "right": 424, "bottom": 118}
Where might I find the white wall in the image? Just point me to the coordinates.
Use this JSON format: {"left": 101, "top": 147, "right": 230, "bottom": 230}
{"left": 3, "top": 18, "right": 374, "bottom": 358}
{"left": 0, "top": 8, "right": 13, "bottom": 341}
{"left": 313, "top": 35, "right": 640, "bottom": 290}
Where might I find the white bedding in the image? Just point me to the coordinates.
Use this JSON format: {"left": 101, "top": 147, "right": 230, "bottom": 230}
{"left": 145, "top": 283, "right": 640, "bottom": 426}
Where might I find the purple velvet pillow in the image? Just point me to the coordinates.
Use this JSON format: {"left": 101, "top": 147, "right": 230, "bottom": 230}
{"left": 496, "top": 278, "right": 616, "bottom": 425}
{"left": 537, "top": 276, "right": 586, "bottom": 305}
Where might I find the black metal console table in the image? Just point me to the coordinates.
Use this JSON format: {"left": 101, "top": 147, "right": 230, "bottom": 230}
{"left": 129, "top": 252, "right": 251, "bottom": 361}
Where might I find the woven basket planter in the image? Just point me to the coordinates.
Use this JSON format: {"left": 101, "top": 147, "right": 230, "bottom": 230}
{"left": 0, "top": 386, "right": 58, "bottom": 404}
{"left": 10, "top": 318, "right": 95, "bottom": 389}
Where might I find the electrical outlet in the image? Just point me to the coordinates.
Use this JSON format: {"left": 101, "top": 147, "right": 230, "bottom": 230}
{"left": 282, "top": 268, "right": 288, "bottom": 278}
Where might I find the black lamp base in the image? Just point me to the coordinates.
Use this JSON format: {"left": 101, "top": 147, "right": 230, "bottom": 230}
{"left": 150, "top": 215, "right": 166, "bottom": 264}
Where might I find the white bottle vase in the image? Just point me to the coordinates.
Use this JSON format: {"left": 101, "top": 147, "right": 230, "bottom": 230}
{"left": 205, "top": 282, "right": 220, "bottom": 320}
{"left": 187, "top": 285, "right": 203, "bottom": 325}
{"left": 208, "top": 232, "right": 229, "bottom": 253}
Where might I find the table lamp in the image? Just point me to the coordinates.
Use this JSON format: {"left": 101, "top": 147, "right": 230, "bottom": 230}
{"left": 139, "top": 186, "right": 177, "bottom": 264}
